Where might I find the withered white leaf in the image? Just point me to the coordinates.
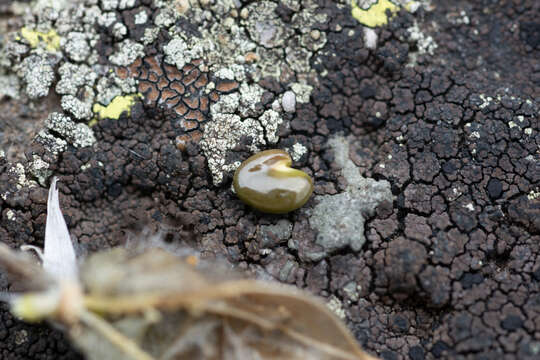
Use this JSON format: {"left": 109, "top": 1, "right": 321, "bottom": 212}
{"left": 43, "top": 176, "right": 78, "bottom": 281}
{"left": 0, "top": 179, "right": 378, "bottom": 360}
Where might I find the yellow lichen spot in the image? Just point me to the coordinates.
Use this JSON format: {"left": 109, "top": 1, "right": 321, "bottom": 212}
{"left": 92, "top": 94, "right": 142, "bottom": 123}
{"left": 20, "top": 27, "right": 60, "bottom": 51}
{"left": 351, "top": 0, "right": 418, "bottom": 28}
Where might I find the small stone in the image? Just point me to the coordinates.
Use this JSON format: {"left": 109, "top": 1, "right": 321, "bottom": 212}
{"left": 282, "top": 90, "right": 296, "bottom": 113}
{"left": 363, "top": 27, "right": 378, "bottom": 50}
{"left": 240, "top": 8, "right": 249, "bottom": 19}
{"left": 310, "top": 29, "right": 320, "bottom": 40}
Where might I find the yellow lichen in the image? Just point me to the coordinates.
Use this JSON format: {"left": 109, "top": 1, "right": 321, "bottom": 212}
{"left": 20, "top": 27, "right": 60, "bottom": 51}
{"left": 351, "top": 0, "right": 418, "bottom": 28}
{"left": 91, "top": 94, "right": 142, "bottom": 125}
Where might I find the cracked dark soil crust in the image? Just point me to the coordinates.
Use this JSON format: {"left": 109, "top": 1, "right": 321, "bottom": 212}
{"left": 0, "top": 0, "right": 539, "bottom": 359}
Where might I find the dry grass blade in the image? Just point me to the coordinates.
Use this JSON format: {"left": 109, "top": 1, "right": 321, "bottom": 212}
{"left": 82, "top": 276, "right": 377, "bottom": 360}
{"left": 78, "top": 310, "right": 155, "bottom": 360}
{"left": 0, "top": 242, "right": 52, "bottom": 292}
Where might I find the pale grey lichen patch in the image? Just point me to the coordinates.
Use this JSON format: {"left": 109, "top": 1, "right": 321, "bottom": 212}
{"left": 35, "top": 130, "right": 68, "bottom": 155}
{"left": 34, "top": 0, "right": 72, "bottom": 12}
{"left": 326, "top": 295, "right": 346, "bottom": 320}
{"left": 142, "top": 27, "right": 160, "bottom": 45}
{"left": 0, "top": 75, "right": 21, "bottom": 99}
{"left": 290, "top": 83, "right": 313, "bottom": 103}
{"left": 0, "top": 41, "right": 29, "bottom": 68}
{"left": 97, "top": 12, "right": 117, "bottom": 27}
{"left": 200, "top": 114, "right": 265, "bottom": 185}
{"left": 61, "top": 94, "right": 93, "bottom": 120}
{"left": 245, "top": 1, "right": 293, "bottom": 48}
{"left": 203, "top": 83, "right": 284, "bottom": 184}
{"left": 95, "top": 72, "right": 137, "bottom": 106}
{"left": 62, "top": 32, "right": 91, "bottom": 62}
{"left": 363, "top": 27, "right": 378, "bottom": 50}
{"left": 109, "top": 39, "right": 144, "bottom": 66}
{"left": 45, "top": 112, "right": 96, "bottom": 148}
{"left": 20, "top": 54, "right": 55, "bottom": 99}
{"left": 10, "top": 163, "right": 37, "bottom": 190}
{"left": 101, "top": 0, "right": 136, "bottom": 11}
{"left": 214, "top": 65, "right": 247, "bottom": 82}
{"left": 343, "top": 281, "right": 360, "bottom": 302}
{"left": 29, "top": 154, "right": 52, "bottom": 186}
{"left": 289, "top": 142, "right": 307, "bottom": 162}
{"left": 154, "top": 3, "right": 179, "bottom": 28}
{"left": 56, "top": 62, "right": 97, "bottom": 95}
{"left": 163, "top": 38, "right": 189, "bottom": 69}
{"left": 238, "top": 83, "right": 265, "bottom": 117}
{"left": 285, "top": 43, "right": 312, "bottom": 74}
{"left": 405, "top": 21, "right": 438, "bottom": 67}
{"left": 258, "top": 109, "right": 282, "bottom": 144}
{"left": 307, "top": 136, "right": 393, "bottom": 259}
{"left": 210, "top": 93, "right": 240, "bottom": 114}
{"left": 112, "top": 23, "right": 128, "bottom": 39}
{"left": 134, "top": 10, "right": 148, "bottom": 25}
{"left": 163, "top": 36, "right": 211, "bottom": 71}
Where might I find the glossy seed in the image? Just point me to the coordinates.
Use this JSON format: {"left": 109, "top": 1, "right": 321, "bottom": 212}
{"left": 233, "top": 149, "right": 313, "bottom": 214}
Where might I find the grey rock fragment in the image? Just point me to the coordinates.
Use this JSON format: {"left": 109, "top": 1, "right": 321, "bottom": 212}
{"left": 308, "top": 136, "right": 393, "bottom": 259}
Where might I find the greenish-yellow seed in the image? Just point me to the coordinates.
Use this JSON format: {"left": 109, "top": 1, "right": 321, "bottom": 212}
{"left": 233, "top": 149, "right": 314, "bottom": 214}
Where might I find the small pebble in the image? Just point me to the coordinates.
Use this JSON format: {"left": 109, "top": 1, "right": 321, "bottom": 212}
{"left": 282, "top": 91, "right": 296, "bottom": 113}
{"left": 240, "top": 8, "right": 249, "bottom": 19}
{"left": 310, "top": 29, "right": 321, "bottom": 40}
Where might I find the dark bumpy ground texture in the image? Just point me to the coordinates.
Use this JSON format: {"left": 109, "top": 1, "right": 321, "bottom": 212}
{"left": 0, "top": 0, "right": 539, "bottom": 359}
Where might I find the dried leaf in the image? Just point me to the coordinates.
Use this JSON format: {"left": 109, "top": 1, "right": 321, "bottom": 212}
{"left": 0, "top": 179, "right": 377, "bottom": 360}
{"left": 43, "top": 177, "right": 78, "bottom": 280}
{"left": 76, "top": 248, "right": 376, "bottom": 360}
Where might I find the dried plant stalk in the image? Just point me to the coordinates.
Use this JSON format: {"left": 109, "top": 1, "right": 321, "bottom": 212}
{"left": 0, "top": 178, "right": 378, "bottom": 360}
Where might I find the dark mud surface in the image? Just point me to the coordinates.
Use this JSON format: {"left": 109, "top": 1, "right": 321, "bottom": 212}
{"left": 0, "top": 0, "right": 539, "bottom": 359}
